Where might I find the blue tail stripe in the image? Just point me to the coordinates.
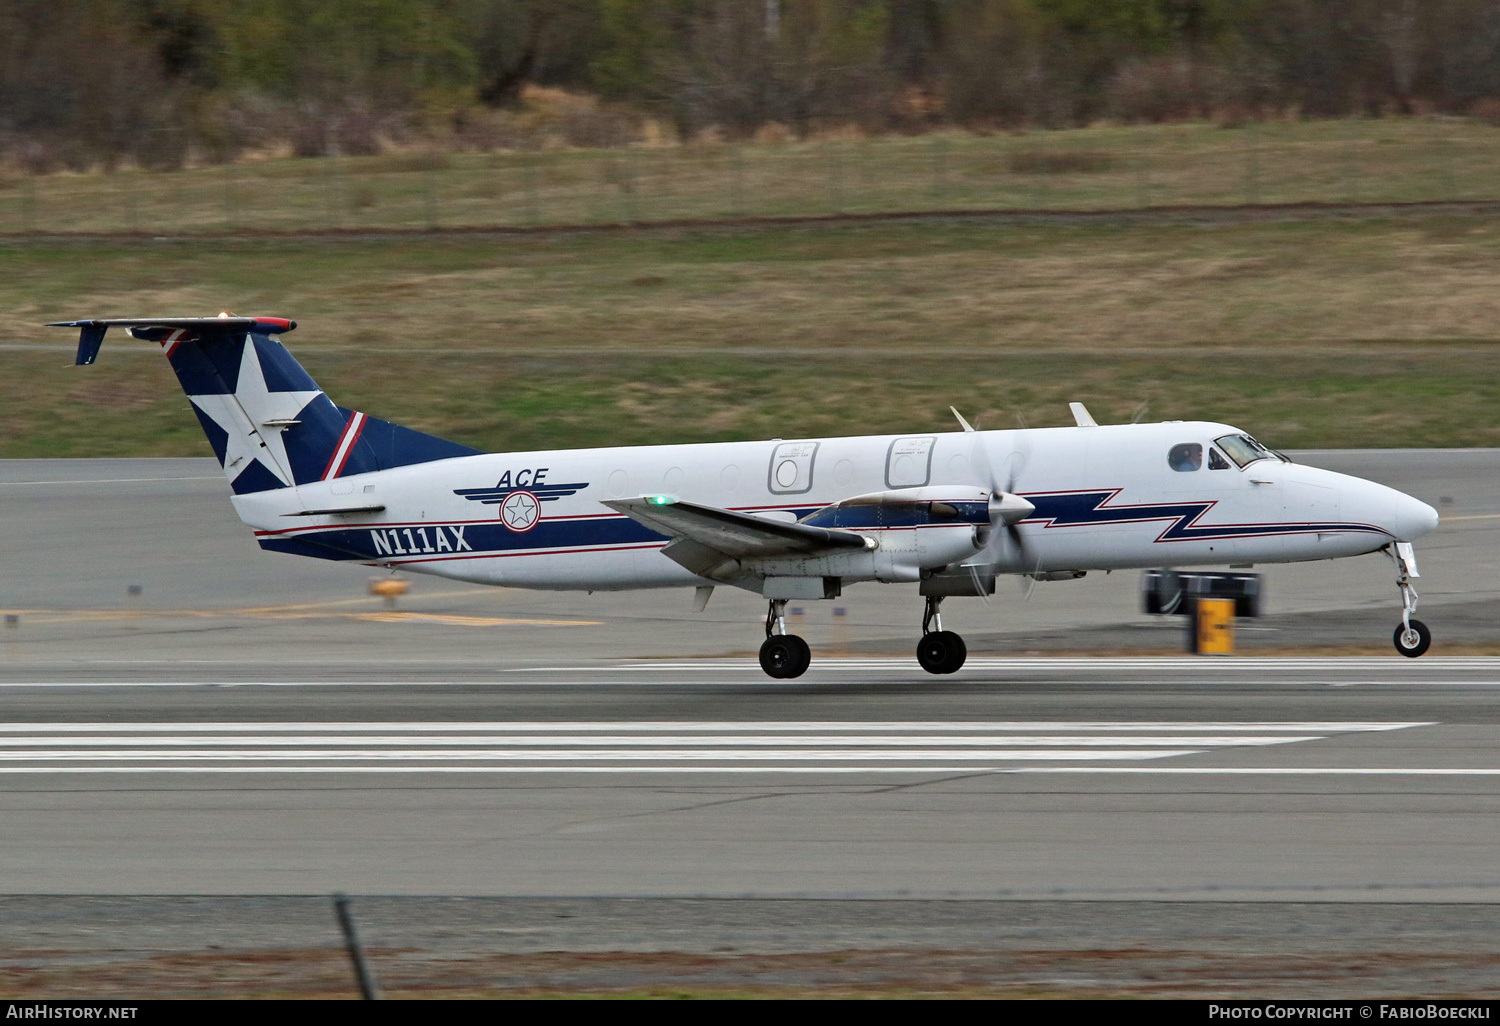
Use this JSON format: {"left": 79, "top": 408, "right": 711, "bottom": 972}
{"left": 166, "top": 335, "right": 241, "bottom": 395}
{"left": 339, "top": 408, "right": 482, "bottom": 477}
{"left": 189, "top": 405, "right": 230, "bottom": 466}
{"left": 255, "top": 338, "right": 321, "bottom": 393}
{"left": 282, "top": 395, "right": 352, "bottom": 485}
{"left": 230, "top": 460, "right": 288, "bottom": 496}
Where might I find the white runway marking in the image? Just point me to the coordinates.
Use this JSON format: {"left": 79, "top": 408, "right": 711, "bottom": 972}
{"left": 0, "top": 721, "right": 1427, "bottom": 775}
{"left": 0, "top": 766, "right": 1493, "bottom": 776}
{"left": 619, "top": 657, "right": 1500, "bottom": 672}
{"left": 0, "top": 735, "right": 1320, "bottom": 748}
{"left": 1016, "top": 767, "right": 1500, "bottom": 775}
{"left": 6, "top": 655, "right": 1500, "bottom": 676}
{"left": 0, "top": 720, "right": 1425, "bottom": 732}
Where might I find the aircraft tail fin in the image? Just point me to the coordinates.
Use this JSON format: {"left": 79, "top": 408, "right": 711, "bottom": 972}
{"left": 50, "top": 317, "right": 481, "bottom": 494}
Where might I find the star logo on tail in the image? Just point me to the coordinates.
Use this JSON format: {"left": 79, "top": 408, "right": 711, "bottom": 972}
{"left": 189, "top": 338, "right": 321, "bottom": 486}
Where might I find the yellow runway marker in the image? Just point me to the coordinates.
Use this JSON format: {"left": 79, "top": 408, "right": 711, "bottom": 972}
{"left": 229, "top": 586, "right": 499, "bottom": 615}
{"left": 353, "top": 612, "right": 599, "bottom": 627}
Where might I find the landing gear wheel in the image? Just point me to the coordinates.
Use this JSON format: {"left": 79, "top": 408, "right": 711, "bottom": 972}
{"left": 916, "top": 630, "right": 967, "bottom": 675}
{"left": 1393, "top": 619, "right": 1431, "bottom": 658}
{"left": 760, "top": 634, "right": 811, "bottom": 678}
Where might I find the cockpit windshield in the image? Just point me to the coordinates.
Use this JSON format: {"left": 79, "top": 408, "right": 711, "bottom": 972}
{"left": 1214, "top": 433, "right": 1281, "bottom": 469}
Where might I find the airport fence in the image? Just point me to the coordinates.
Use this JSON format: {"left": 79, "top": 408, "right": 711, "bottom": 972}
{"left": 2, "top": 117, "right": 1498, "bottom": 235}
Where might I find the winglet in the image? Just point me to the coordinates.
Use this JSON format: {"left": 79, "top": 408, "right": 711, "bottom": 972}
{"left": 950, "top": 406, "right": 977, "bottom": 433}
{"left": 46, "top": 319, "right": 110, "bottom": 365}
{"left": 1069, "top": 402, "right": 1098, "bottom": 427}
{"left": 76, "top": 323, "right": 107, "bottom": 366}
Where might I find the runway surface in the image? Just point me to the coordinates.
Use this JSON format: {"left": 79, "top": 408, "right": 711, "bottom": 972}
{"left": 4, "top": 456, "right": 1500, "bottom": 995}
{"left": 0, "top": 456, "right": 1497, "bottom": 900}
{"left": 0, "top": 657, "right": 1497, "bottom": 899}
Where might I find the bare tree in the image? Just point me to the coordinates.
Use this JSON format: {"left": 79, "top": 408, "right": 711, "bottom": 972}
{"left": 664, "top": 0, "right": 889, "bottom": 137}
{"left": 466, "top": 0, "right": 599, "bottom": 107}
{"left": 1381, "top": 0, "right": 1420, "bottom": 112}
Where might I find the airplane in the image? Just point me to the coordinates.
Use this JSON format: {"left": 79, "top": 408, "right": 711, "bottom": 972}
{"left": 50, "top": 315, "right": 1441, "bottom": 677}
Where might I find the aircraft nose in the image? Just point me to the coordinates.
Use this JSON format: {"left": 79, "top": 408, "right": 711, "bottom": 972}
{"left": 1393, "top": 492, "right": 1440, "bottom": 541}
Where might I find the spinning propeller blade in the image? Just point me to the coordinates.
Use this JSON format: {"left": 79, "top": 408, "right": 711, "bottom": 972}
{"left": 951, "top": 407, "right": 1035, "bottom": 580}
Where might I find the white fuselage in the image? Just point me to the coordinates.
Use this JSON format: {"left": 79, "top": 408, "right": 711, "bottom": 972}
{"left": 233, "top": 420, "right": 1439, "bottom": 593}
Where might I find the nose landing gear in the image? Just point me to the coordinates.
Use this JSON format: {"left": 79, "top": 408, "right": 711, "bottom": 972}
{"left": 917, "top": 596, "right": 968, "bottom": 674}
{"left": 1390, "top": 542, "right": 1431, "bottom": 658}
{"left": 1394, "top": 619, "right": 1431, "bottom": 658}
{"left": 759, "top": 599, "right": 811, "bottom": 678}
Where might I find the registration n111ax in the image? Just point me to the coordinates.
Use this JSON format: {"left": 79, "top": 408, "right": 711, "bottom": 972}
{"left": 52, "top": 316, "right": 1440, "bottom": 677}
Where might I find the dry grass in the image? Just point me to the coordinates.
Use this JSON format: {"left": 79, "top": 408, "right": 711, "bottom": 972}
{"left": 5, "top": 212, "right": 1500, "bottom": 456}
{"left": 2, "top": 118, "right": 1500, "bottom": 234}
{"left": 3, "top": 945, "right": 1494, "bottom": 999}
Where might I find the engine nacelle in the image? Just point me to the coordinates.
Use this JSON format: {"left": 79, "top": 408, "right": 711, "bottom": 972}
{"left": 798, "top": 486, "right": 993, "bottom": 533}
{"left": 750, "top": 487, "right": 993, "bottom": 584}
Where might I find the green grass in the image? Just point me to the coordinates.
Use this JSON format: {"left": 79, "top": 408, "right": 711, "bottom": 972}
{"left": 3, "top": 117, "right": 1500, "bottom": 234}
{"left": 6, "top": 212, "right": 1500, "bottom": 457}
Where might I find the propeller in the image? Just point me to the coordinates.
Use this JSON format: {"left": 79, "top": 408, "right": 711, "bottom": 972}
{"left": 966, "top": 562, "right": 992, "bottom": 605}
{"left": 1022, "top": 551, "right": 1043, "bottom": 601}
{"left": 950, "top": 407, "right": 1035, "bottom": 593}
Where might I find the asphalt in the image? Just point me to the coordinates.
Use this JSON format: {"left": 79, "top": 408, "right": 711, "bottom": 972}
{"left": 4, "top": 454, "right": 1500, "bottom": 995}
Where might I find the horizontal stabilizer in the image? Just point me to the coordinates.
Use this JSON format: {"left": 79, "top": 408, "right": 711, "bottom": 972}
{"left": 49, "top": 317, "right": 296, "bottom": 366}
{"left": 603, "top": 496, "right": 871, "bottom": 558}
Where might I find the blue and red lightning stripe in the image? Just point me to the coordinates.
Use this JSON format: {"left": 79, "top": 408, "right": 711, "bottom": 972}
{"left": 1024, "top": 488, "right": 1389, "bottom": 542}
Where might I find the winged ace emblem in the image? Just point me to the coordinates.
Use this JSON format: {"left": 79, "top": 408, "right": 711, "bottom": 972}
{"left": 455, "top": 476, "right": 588, "bottom": 532}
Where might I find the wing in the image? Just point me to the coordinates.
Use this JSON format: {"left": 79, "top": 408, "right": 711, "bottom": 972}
{"left": 602, "top": 496, "right": 872, "bottom": 562}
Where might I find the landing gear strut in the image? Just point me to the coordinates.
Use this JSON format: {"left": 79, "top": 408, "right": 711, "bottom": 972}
{"left": 1390, "top": 543, "right": 1431, "bottom": 658}
{"left": 759, "top": 599, "right": 811, "bottom": 678}
{"left": 916, "top": 596, "right": 967, "bottom": 675}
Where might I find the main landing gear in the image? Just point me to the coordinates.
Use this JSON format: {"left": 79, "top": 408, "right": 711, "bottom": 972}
{"left": 1390, "top": 543, "right": 1431, "bottom": 658}
{"left": 916, "top": 596, "right": 967, "bottom": 675}
{"left": 759, "top": 599, "right": 811, "bottom": 679}
{"left": 754, "top": 596, "right": 971, "bottom": 678}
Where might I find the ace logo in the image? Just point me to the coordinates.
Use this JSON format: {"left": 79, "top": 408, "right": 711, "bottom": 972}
{"left": 454, "top": 471, "right": 589, "bottom": 526}
{"left": 491, "top": 469, "right": 547, "bottom": 490}
{"left": 500, "top": 490, "right": 541, "bottom": 532}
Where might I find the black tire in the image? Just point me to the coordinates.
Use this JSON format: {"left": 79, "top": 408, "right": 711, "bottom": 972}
{"left": 760, "top": 634, "right": 811, "bottom": 678}
{"left": 1393, "top": 619, "right": 1431, "bottom": 658}
{"left": 917, "top": 631, "right": 966, "bottom": 675}
{"left": 941, "top": 631, "right": 967, "bottom": 673}
{"left": 785, "top": 634, "right": 811, "bottom": 678}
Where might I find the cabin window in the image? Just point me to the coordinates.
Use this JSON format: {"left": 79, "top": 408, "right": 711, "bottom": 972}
{"left": 1208, "top": 448, "right": 1231, "bottom": 470}
{"left": 1215, "top": 434, "right": 1277, "bottom": 469}
{"left": 1168, "top": 443, "right": 1203, "bottom": 472}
